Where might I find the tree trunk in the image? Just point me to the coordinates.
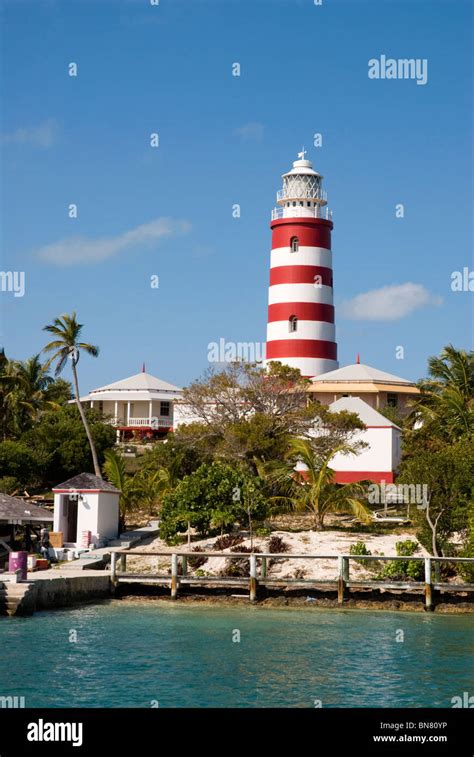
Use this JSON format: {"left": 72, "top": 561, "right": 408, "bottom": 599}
{"left": 425, "top": 499, "right": 443, "bottom": 558}
{"left": 72, "top": 362, "right": 101, "bottom": 477}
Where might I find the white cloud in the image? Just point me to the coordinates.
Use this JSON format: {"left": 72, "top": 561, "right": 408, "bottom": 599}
{"left": 233, "top": 122, "right": 264, "bottom": 142}
{"left": 339, "top": 283, "right": 442, "bottom": 321}
{"left": 37, "top": 217, "right": 191, "bottom": 266}
{"left": 1, "top": 119, "right": 58, "bottom": 147}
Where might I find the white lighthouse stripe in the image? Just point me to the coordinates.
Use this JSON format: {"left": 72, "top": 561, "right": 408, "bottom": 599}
{"left": 268, "top": 283, "right": 334, "bottom": 306}
{"left": 270, "top": 246, "right": 332, "bottom": 269}
{"left": 265, "top": 356, "right": 339, "bottom": 377}
{"left": 266, "top": 320, "right": 336, "bottom": 342}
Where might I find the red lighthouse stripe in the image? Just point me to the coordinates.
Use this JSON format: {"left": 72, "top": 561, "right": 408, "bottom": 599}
{"left": 266, "top": 339, "right": 337, "bottom": 360}
{"left": 269, "top": 265, "right": 333, "bottom": 287}
{"left": 271, "top": 220, "right": 332, "bottom": 250}
{"left": 268, "top": 302, "right": 335, "bottom": 324}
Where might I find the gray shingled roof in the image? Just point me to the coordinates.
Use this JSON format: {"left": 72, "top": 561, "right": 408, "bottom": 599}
{"left": 52, "top": 472, "right": 121, "bottom": 493}
{"left": 0, "top": 493, "right": 54, "bottom": 523}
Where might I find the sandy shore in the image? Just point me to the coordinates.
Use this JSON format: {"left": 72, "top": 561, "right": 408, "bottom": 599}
{"left": 125, "top": 528, "right": 429, "bottom": 581}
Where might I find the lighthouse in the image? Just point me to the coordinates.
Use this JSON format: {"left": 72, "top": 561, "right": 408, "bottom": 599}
{"left": 265, "top": 151, "right": 339, "bottom": 377}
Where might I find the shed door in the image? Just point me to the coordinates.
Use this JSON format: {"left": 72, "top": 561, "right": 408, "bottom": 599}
{"left": 66, "top": 497, "right": 78, "bottom": 542}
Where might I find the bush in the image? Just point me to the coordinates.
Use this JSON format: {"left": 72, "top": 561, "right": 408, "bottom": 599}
{"left": 349, "top": 541, "right": 371, "bottom": 556}
{"left": 188, "top": 546, "right": 207, "bottom": 569}
{"left": 222, "top": 545, "right": 261, "bottom": 577}
{"left": 395, "top": 539, "right": 419, "bottom": 556}
{"left": 268, "top": 535, "right": 290, "bottom": 554}
{"left": 159, "top": 462, "right": 268, "bottom": 541}
{"left": 349, "top": 541, "right": 374, "bottom": 570}
{"left": 214, "top": 534, "right": 244, "bottom": 551}
{"left": 0, "top": 476, "right": 22, "bottom": 495}
{"left": 377, "top": 539, "right": 423, "bottom": 581}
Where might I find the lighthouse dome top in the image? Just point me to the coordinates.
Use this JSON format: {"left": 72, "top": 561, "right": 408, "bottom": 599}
{"left": 273, "top": 150, "right": 329, "bottom": 218}
{"left": 283, "top": 154, "right": 322, "bottom": 178}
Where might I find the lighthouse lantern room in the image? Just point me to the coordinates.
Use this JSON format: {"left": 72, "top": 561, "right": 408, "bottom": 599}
{"left": 266, "top": 151, "right": 339, "bottom": 378}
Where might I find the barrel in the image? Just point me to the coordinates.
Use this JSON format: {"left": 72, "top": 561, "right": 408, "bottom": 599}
{"left": 9, "top": 551, "right": 28, "bottom": 580}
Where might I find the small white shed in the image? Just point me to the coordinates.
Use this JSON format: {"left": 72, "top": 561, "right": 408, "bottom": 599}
{"left": 53, "top": 473, "right": 120, "bottom": 548}
{"left": 325, "top": 396, "right": 402, "bottom": 483}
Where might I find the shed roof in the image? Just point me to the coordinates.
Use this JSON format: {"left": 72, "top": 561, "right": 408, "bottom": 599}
{"left": 0, "top": 493, "right": 54, "bottom": 523}
{"left": 52, "top": 473, "right": 121, "bottom": 493}
{"left": 329, "top": 396, "right": 401, "bottom": 429}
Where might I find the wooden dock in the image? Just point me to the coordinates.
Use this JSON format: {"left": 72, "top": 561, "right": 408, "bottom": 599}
{"left": 110, "top": 550, "right": 474, "bottom": 610}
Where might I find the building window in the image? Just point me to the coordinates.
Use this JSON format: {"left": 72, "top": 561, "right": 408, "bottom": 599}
{"left": 289, "top": 315, "right": 298, "bottom": 333}
{"left": 98, "top": 401, "right": 103, "bottom": 414}
{"left": 387, "top": 393, "right": 398, "bottom": 408}
{"left": 290, "top": 236, "right": 299, "bottom": 253}
{"left": 160, "top": 401, "right": 170, "bottom": 416}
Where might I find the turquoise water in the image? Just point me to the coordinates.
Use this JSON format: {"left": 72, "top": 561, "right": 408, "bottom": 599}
{"left": 0, "top": 601, "right": 472, "bottom": 708}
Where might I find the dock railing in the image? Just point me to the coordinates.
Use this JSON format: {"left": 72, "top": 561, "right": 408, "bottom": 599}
{"left": 110, "top": 550, "right": 474, "bottom": 610}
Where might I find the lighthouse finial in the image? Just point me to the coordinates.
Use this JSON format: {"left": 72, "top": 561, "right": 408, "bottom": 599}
{"left": 356, "top": 353, "right": 360, "bottom": 365}
{"left": 297, "top": 147, "right": 307, "bottom": 160}
{"left": 142, "top": 362, "right": 146, "bottom": 373}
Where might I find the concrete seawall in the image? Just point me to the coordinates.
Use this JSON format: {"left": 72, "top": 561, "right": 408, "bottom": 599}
{"left": 1, "top": 571, "right": 113, "bottom": 616}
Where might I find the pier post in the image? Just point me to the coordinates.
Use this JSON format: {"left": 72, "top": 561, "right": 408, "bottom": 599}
{"left": 171, "top": 553, "right": 179, "bottom": 599}
{"left": 111, "top": 552, "right": 118, "bottom": 588}
{"left": 249, "top": 554, "right": 258, "bottom": 602}
{"left": 424, "top": 557, "right": 433, "bottom": 611}
{"left": 434, "top": 560, "right": 440, "bottom": 584}
{"left": 337, "top": 555, "right": 348, "bottom": 604}
{"left": 119, "top": 553, "right": 126, "bottom": 573}
{"left": 261, "top": 556, "right": 267, "bottom": 579}
{"left": 182, "top": 556, "right": 188, "bottom": 577}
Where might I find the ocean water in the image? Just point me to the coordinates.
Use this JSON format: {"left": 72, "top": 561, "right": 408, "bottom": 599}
{"left": 0, "top": 601, "right": 472, "bottom": 708}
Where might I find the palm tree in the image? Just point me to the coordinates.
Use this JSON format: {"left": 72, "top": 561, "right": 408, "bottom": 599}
{"left": 411, "top": 345, "right": 474, "bottom": 440}
{"left": 43, "top": 312, "right": 101, "bottom": 476}
{"left": 130, "top": 469, "right": 166, "bottom": 516}
{"left": 103, "top": 449, "right": 135, "bottom": 531}
{"left": 0, "top": 358, "right": 32, "bottom": 438}
{"left": 260, "top": 437, "right": 371, "bottom": 529}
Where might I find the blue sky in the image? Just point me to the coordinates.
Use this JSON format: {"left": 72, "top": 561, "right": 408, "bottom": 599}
{"left": 1, "top": 0, "right": 472, "bottom": 391}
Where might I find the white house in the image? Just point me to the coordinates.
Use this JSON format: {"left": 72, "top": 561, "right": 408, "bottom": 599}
{"left": 78, "top": 368, "right": 182, "bottom": 441}
{"left": 307, "top": 360, "right": 419, "bottom": 417}
{"left": 52, "top": 473, "right": 120, "bottom": 548}
{"left": 325, "top": 396, "right": 402, "bottom": 484}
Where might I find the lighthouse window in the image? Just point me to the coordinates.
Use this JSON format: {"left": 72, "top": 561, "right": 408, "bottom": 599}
{"left": 289, "top": 315, "right": 298, "bottom": 333}
{"left": 290, "top": 236, "right": 299, "bottom": 252}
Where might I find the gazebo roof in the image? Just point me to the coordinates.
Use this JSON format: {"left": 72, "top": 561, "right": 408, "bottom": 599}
{"left": 53, "top": 473, "right": 121, "bottom": 494}
{"left": 93, "top": 372, "right": 181, "bottom": 393}
{"left": 0, "top": 493, "right": 54, "bottom": 524}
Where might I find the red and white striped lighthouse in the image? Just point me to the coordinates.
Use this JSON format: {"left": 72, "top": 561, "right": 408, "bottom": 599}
{"left": 265, "top": 151, "right": 338, "bottom": 378}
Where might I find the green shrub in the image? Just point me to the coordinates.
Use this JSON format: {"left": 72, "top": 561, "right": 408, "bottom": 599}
{"left": 377, "top": 539, "right": 423, "bottom": 581}
{"left": 349, "top": 541, "right": 371, "bottom": 556}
